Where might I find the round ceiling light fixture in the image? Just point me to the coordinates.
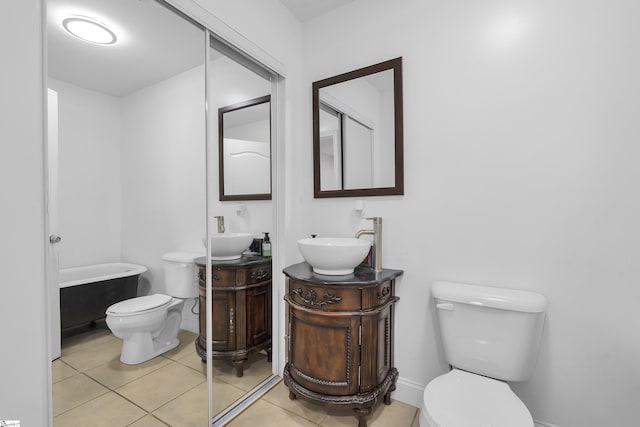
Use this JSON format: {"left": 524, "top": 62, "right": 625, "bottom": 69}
{"left": 62, "top": 16, "right": 117, "bottom": 45}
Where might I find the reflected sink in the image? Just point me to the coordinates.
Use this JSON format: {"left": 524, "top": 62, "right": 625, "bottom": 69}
{"left": 202, "top": 233, "right": 253, "bottom": 260}
{"left": 298, "top": 237, "right": 371, "bottom": 275}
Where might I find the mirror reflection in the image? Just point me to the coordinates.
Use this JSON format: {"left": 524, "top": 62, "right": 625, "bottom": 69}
{"left": 219, "top": 95, "right": 271, "bottom": 200}
{"left": 46, "top": 0, "right": 275, "bottom": 424}
{"left": 313, "top": 57, "right": 404, "bottom": 198}
{"left": 207, "top": 37, "right": 275, "bottom": 420}
{"left": 319, "top": 69, "right": 394, "bottom": 191}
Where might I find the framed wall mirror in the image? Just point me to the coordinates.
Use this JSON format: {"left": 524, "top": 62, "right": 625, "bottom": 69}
{"left": 313, "top": 57, "right": 403, "bottom": 198}
{"left": 219, "top": 95, "right": 271, "bottom": 201}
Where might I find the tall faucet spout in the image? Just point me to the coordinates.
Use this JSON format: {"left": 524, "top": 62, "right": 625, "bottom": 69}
{"left": 214, "top": 216, "right": 225, "bottom": 233}
{"left": 355, "top": 217, "right": 382, "bottom": 273}
{"left": 355, "top": 229, "right": 374, "bottom": 239}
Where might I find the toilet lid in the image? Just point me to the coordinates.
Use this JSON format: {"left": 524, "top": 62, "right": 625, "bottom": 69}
{"left": 106, "top": 294, "right": 172, "bottom": 316}
{"left": 423, "top": 369, "right": 533, "bottom": 427}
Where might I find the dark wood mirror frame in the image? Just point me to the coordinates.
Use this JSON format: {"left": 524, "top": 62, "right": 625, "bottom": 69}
{"left": 219, "top": 95, "right": 272, "bottom": 201}
{"left": 312, "top": 57, "right": 403, "bottom": 198}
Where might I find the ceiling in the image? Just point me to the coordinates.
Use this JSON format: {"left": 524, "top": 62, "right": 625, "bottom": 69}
{"left": 47, "top": 0, "right": 205, "bottom": 97}
{"left": 279, "top": 0, "right": 354, "bottom": 22}
{"left": 47, "top": 0, "right": 352, "bottom": 97}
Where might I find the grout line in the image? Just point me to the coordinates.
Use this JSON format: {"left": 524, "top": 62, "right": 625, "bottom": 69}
{"left": 52, "top": 373, "right": 111, "bottom": 419}
{"left": 56, "top": 329, "right": 283, "bottom": 426}
{"left": 409, "top": 407, "right": 419, "bottom": 426}
{"left": 84, "top": 357, "right": 174, "bottom": 391}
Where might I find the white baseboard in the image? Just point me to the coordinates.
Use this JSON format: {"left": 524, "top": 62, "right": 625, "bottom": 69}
{"left": 534, "top": 422, "right": 560, "bottom": 427}
{"left": 391, "top": 376, "right": 425, "bottom": 408}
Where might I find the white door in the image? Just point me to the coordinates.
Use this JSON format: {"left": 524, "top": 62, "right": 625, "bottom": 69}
{"left": 47, "top": 88, "right": 61, "bottom": 360}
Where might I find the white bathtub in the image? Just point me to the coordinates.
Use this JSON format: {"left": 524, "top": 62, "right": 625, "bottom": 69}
{"left": 59, "top": 262, "right": 147, "bottom": 331}
{"left": 60, "top": 263, "right": 147, "bottom": 288}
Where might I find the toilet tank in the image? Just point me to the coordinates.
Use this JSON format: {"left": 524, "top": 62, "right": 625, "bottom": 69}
{"left": 432, "top": 281, "right": 547, "bottom": 382}
{"left": 162, "top": 252, "right": 201, "bottom": 299}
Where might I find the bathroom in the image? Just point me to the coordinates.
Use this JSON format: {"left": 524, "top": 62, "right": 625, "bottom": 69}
{"left": 2, "top": 0, "right": 639, "bottom": 426}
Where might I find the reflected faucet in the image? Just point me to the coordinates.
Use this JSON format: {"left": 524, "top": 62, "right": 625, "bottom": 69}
{"left": 214, "top": 216, "right": 225, "bottom": 233}
{"left": 355, "top": 217, "right": 382, "bottom": 273}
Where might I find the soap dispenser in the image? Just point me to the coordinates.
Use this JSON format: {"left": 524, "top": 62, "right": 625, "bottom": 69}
{"left": 262, "top": 232, "right": 272, "bottom": 257}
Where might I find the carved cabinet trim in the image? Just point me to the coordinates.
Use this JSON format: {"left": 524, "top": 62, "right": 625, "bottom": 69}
{"left": 283, "top": 262, "right": 403, "bottom": 427}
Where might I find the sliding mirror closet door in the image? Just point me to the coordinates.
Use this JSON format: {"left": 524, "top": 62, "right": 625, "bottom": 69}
{"left": 205, "top": 36, "right": 277, "bottom": 423}
{"left": 47, "top": 0, "right": 210, "bottom": 425}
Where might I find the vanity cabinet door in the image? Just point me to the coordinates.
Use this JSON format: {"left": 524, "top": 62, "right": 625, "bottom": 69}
{"left": 211, "top": 290, "right": 236, "bottom": 351}
{"left": 359, "top": 304, "right": 393, "bottom": 392}
{"left": 246, "top": 282, "right": 271, "bottom": 347}
{"left": 288, "top": 306, "right": 360, "bottom": 396}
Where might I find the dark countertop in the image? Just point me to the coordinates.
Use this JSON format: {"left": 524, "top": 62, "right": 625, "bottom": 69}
{"left": 283, "top": 262, "right": 403, "bottom": 286}
{"left": 195, "top": 255, "right": 271, "bottom": 268}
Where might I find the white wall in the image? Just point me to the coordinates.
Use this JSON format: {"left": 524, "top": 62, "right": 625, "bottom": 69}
{"left": 300, "top": 0, "right": 640, "bottom": 426}
{"left": 47, "top": 78, "right": 122, "bottom": 269}
{"left": 120, "top": 65, "right": 207, "bottom": 332}
{"left": 0, "top": 0, "right": 50, "bottom": 425}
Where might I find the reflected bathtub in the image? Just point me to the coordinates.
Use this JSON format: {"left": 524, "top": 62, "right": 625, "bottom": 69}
{"left": 59, "top": 263, "right": 147, "bottom": 331}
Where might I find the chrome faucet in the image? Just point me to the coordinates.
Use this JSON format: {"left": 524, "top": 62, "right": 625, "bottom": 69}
{"left": 214, "top": 216, "right": 225, "bottom": 233}
{"left": 355, "top": 217, "right": 382, "bottom": 273}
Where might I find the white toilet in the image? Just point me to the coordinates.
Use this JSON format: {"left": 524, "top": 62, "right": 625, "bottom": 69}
{"left": 420, "top": 281, "right": 547, "bottom": 427}
{"left": 105, "top": 252, "right": 200, "bottom": 365}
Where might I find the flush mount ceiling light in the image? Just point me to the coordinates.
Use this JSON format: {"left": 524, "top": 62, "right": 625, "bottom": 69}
{"left": 62, "top": 16, "right": 117, "bottom": 45}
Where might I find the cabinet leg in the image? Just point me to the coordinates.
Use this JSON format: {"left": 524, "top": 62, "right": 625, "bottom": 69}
{"left": 353, "top": 407, "right": 372, "bottom": 427}
{"left": 267, "top": 348, "right": 272, "bottom": 362}
{"left": 288, "top": 389, "right": 297, "bottom": 400}
{"left": 384, "top": 380, "right": 397, "bottom": 405}
{"left": 232, "top": 359, "right": 245, "bottom": 377}
{"left": 384, "top": 391, "right": 392, "bottom": 405}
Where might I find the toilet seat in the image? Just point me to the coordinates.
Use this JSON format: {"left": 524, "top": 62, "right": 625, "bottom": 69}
{"left": 106, "top": 294, "right": 172, "bottom": 317}
{"left": 422, "top": 369, "right": 533, "bottom": 427}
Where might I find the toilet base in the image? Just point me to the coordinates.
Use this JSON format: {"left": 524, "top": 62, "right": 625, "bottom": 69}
{"left": 120, "top": 333, "right": 180, "bottom": 365}
{"left": 114, "top": 301, "right": 184, "bottom": 365}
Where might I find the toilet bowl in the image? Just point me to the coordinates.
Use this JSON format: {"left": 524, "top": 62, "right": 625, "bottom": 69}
{"left": 105, "top": 252, "right": 201, "bottom": 364}
{"left": 106, "top": 294, "right": 184, "bottom": 364}
{"left": 420, "top": 281, "right": 547, "bottom": 427}
{"left": 419, "top": 369, "right": 533, "bottom": 427}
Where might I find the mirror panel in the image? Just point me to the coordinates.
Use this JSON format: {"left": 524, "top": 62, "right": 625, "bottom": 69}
{"left": 219, "top": 95, "right": 271, "bottom": 200}
{"left": 208, "top": 37, "right": 276, "bottom": 423}
{"left": 47, "top": 1, "right": 278, "bottom": 425}
{"left": 313, "top": 57, "right": 403, "bottom": 198}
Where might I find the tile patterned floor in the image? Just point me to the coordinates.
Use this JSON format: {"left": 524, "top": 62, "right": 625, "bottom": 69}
{"left": 53, "top": 327, "right": 419, "bottom": 426}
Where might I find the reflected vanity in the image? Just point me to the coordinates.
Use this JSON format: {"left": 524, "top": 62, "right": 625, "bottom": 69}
{"left": 313, "top": 57, "right": 404, "bottom": 198}
{"left": 195, "top": 256, "right": 272, "bottom": 377}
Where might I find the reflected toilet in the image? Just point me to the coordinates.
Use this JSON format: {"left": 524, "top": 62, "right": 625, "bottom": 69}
{"left": 105, "top": 252, "right": 200, "bottom": 365}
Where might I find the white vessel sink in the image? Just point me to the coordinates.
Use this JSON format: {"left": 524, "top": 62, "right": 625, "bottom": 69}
{"left": 202, "top": 233, "right": 253, "bottom": 260}
{"left": 298, "top": 237, "right": 371, "bottom": 275}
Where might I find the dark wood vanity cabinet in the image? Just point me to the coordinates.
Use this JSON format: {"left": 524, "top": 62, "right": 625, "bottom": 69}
{"left": 283, "top": 263, "right": 403, "bottom": 427}
{"left": 195, "top": 256, "right": 272, "bottom": 377}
